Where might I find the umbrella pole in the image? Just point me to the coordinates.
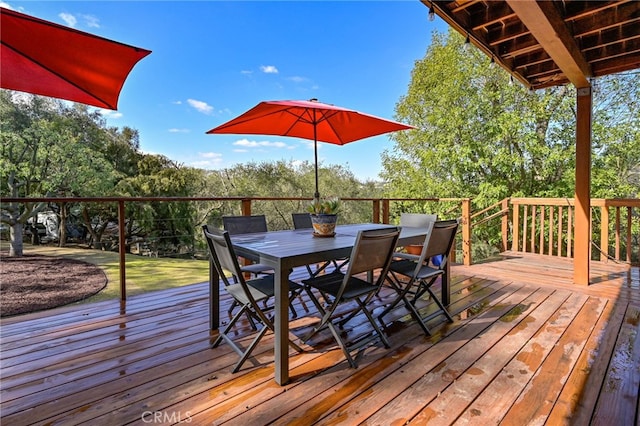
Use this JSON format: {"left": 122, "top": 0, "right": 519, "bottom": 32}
{"left": 313, "top": 121, "right": 320, "bottom": 202}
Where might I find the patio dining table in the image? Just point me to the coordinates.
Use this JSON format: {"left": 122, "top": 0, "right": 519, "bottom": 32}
{"left": 208, "top": 223, "right": 446, "bottom": 385}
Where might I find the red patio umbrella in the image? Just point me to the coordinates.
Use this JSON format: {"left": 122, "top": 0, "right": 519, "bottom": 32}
{"left": 207, "top": 98, "right": 415, "bottom": 200}
{"left": 0, "top": 7, "right": 151, "bottom": 110}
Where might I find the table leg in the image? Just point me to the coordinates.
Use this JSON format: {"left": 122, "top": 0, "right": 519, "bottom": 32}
{"left": 274, "top": 263, "right": 289, "bottom": 385}
{"left": 209, "top": 259, "right": 219, "bottom": 330}
{"left": 442, "top": 261, "right": 450, "bottom": 306}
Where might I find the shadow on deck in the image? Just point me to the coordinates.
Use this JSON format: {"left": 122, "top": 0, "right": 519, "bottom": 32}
{"left": 1, "top": 253, "right": 638, "bottom": 425}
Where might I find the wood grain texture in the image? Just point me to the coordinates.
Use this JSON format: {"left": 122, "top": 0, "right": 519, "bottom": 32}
{"left": 1, "top": 256, "right": 638, "bottom": 425}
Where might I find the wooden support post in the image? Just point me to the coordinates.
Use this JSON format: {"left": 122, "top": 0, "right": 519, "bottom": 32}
{"left": 372, "top": 199, "right": 380, "bottom": 224}
{"left": 600, "top": 205, "right": 609, "bottom": 261}
{"left": 239, "top": 199, "right": 253, "bottom": 279}
{"left": 615, "top": 207, "right": 621, "bottom": 260}
{"left": 118, "top": 200, "right": 126, "bottom": 301}
{"left": 382, "top": 199, "right": 390, "bottom": 224}
{"left": 462, "top": 198, "right": 471, "bottom": 266}
{"left": 626, "top": 206, "right": 632, "bottom": 263}
{"left": 241, "top": 199, "right": 252, "bottom": 216}
{"left": 501, "top": 198, "right": 509, "bottom": 252}
{"left": 557, "top": 206, "right": 563, "bottom": 256}
{"left": 548, "top": 207, "right": 554, "bottom": 256}
{"left": 512, "top": 202, "right": 520, "bottom": 252}
{"left": 574, "top": 86, "right": 592, "bottom": 285}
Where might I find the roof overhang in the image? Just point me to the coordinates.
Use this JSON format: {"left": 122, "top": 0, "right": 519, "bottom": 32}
{"left": 423, "top": 0, "right": 640, "bottom": 89}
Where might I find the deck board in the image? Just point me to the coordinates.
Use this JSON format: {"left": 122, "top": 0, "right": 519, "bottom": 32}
{"left": 1, "top": 255, "right": 639, "bottom": 425}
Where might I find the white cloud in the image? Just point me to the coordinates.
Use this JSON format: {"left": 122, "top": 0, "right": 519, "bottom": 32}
{"left": 80, "top": 14, "right": 100, "bottom": 28}
{"left": 260, "top": 65, "right": 279, "bottom": 74}
{"left": 57, "top": 12, "right": 100, "bottom": 29}
{"left": 59, "top": 12, "right": 76, "bottom": 27}
{"left": 192, "top": 152, "right": 224, "bottom": 168}
{"left": 240, "top": 70, "right": 253, "bottom": 75}
{"left": 0, "top": 2, "right": 14, "bottom": 10}
{"left": 288, "top": 76, "right": 307, "bottom": 83}
{"left": 187, "top": 99, "right": 213, "bottom": 114}
{"left": 201, "top": 152, "right": 222, "bottom": 159}
{"left": 168, "top": 128, "right": 189, "bottom": 133}
{"left": 99, "top": 109, "right": 123, "bottom": 119}
{"left": 302, "top": 140, "right": 317, "bottom": 149}
{"left": 233, "top": 138, "right": 289, "bottom": 149}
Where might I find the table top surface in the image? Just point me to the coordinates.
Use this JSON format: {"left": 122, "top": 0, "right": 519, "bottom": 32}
{"left": 230, "top": 223, "right": 428, "bottom": 265}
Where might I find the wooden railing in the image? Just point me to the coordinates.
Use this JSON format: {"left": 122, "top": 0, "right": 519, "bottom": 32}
{"left": 3, "top": 196, "right": 637, "bottom": 300}
{"left": 1, "top": 196, "right": 473, "bottom": 300}
{"left": 491, "top": 197, "right": 639, "bottom": 265}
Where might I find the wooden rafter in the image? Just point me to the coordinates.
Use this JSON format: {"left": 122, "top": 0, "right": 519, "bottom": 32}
{"left": 505, "top": 0, "right": 591, "bottom": 88}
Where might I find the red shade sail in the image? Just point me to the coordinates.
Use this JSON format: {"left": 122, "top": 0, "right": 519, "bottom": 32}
{"left": 207, "top": 99, "right": 415, "bottom": 199}
{"left": 0, "top": 7, "right": 151, "bottom": 110}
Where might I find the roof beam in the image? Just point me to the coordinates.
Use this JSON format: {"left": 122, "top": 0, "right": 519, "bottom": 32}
{"left": 505, "top": 0, "right": 591, "bottom": 88}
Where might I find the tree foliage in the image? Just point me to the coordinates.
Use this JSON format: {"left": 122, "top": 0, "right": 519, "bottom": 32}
{"left": 201, "top": 160, "right": 380, "bottom": 231}
{"left": 382, "top": 29, "right": 640, "bottom": 206}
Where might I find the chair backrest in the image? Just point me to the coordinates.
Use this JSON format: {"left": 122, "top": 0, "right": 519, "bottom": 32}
{"left": 202, "top": 224, "right": 244, "bottom": 287}
{"left": 202, "top": 224, "right": 269, "bottom": 322}
{"left": 422, "top": 219, "right": 459, "bottom": 269}
{"left": 292, "top": 213, "right": 312, "bottom": 230}
{"left": 222, "top": 215, "right": 268, "bottom": 235}
{"left": 346, "top": 227, "right": 401, "bottom": 280}
{"left": 399, "top": 213, "right": 438, "bottom": 228}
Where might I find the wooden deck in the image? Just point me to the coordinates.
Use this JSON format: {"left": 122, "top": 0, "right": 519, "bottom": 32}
{"left": 1, "top": 253, "right": 638, "bottom": 425}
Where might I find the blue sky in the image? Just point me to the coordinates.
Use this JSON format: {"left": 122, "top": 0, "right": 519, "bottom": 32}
{"left": 6, "top": 1, "right": 447, "bottom": 181}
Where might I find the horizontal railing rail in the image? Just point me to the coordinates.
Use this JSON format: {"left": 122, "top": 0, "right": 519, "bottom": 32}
{"left": 3, "top": 196, "right": 637, "bottom": 300}
{"left": 1, "top": 196, "right": 472, "bottom": 300}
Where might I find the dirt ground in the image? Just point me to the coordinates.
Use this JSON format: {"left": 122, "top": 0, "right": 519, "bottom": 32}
{"left": 0, "top": 253, "right": 107, "bottom": 317}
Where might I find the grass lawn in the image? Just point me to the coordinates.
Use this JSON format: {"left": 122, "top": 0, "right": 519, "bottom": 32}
{"left": 1, "top": 241, "right": 211, "bottom": 303}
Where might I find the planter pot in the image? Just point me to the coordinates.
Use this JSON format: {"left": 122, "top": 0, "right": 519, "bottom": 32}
{"left": 310, "top": 214, "right": 338, "bottom": 237}
{"left": 405, "top": 244, "right": 423, "bottom": 255}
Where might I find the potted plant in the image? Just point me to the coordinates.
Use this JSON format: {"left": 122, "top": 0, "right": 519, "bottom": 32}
{"left": 307, "top": 197, "right": 340, "bottom": 237}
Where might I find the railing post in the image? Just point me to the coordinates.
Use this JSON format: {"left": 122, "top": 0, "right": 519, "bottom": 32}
{"left": 512, "top": 201, "right": 520, "bottom": 251}
{"left": 372, "top": 199, "right": 380, "bottom": 224}
{"left": 462, "top": 198, "right": 471, "bottom": 266}
{"left": 118, "top": 200, "right": 126, "bottom": 301}
{"left": 626, "top": 206, "right": 633, "bottom": 264}
{"left": 501, "top": 198, "right": 509, "bottom": 252}
{"left": 600, "top": 204, "right": 609, "bottom": 261}
{"left": 382, "top": 199, "right": 390, "bottom": 224}
{"left": 241, "top": 199, "right": 252, "bottom": 216}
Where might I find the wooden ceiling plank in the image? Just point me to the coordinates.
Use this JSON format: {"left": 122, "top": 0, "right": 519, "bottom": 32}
{"left": 468, "top": 2, "right": 517, "bottom": 31}
{"left": 513, "top": 53, "right": 557, "bottom": 72}
{"left": 579, "top": 21, "right": 640, "bottom": 53}
{"left": 499, "top": 37, "right": 544, "bottom": 59}
{"left": 564, "top": 0, "right": 629, "bottom": 22}
{"left": 487, "top": 21, "right": 531, "bottom": 46}
{"left": 592, "top": 53, "right": 640, "bottom": 76}
{"left": 570, "top": 2, "right": 640, "bottom": 38}
{"left": 587, "top": 39, "right": 640, "bottom": 64}
{"left": 506, "top": 0, "right": 591, "bottom": 88}
{"left": 450, "top": 0, "right": 482, "bottom": 14}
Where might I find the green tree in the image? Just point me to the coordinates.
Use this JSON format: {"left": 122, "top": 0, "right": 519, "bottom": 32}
{"left": 384, "top": 29, "right": 639, "bottom": 204}
{"left": 382, "top": 29, "right": 579, "bottom": 208}
{"left": 202, "top": 160, "right": 379, "bottom": 230}
{"left": 382, "top": 28, "right": 639, "bottom": 253}
{"left": 590, "top": 75, "right": 640, "bottom": 198}
{"left": 115, "top": 154, "right": 207, "bottom": 255}
{"left": 0, "top": 92, "right": 130, "bottom": 254}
